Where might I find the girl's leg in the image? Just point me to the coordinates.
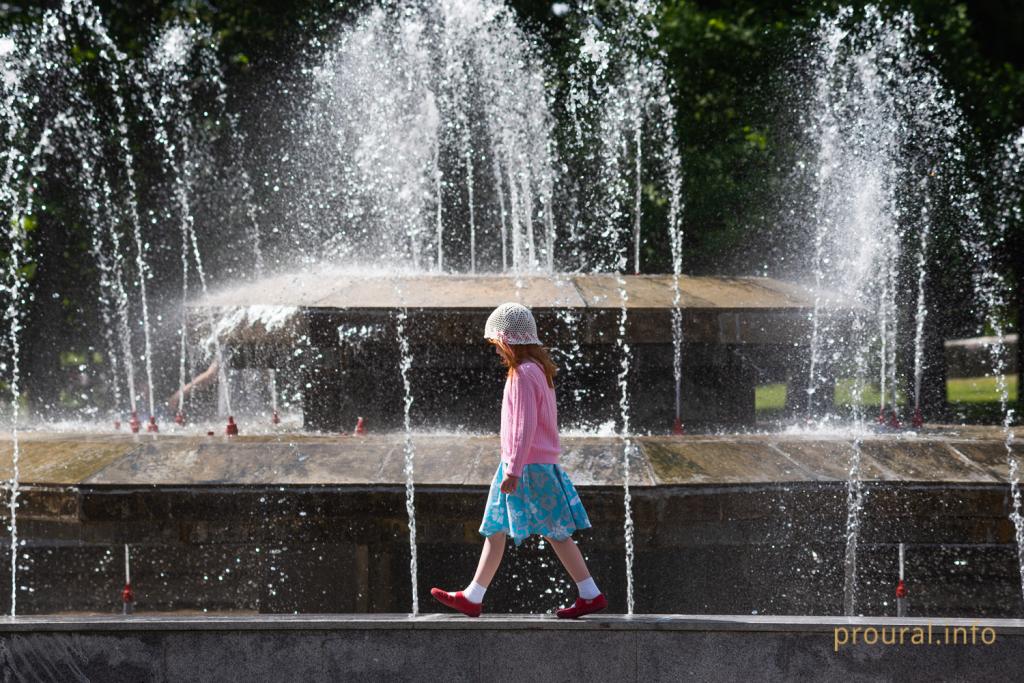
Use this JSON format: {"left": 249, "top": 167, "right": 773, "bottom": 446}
{"left": 431, "top": 533, "right": 507, "bottom": 615}
{"left": 547, "top": 536, "right": 605, "bottom": 614}
{"left": 471, "top": 532, "right": 507, "bottom": 587}
{"left": 545, "top": 536, "right": 591, "bottom": 583}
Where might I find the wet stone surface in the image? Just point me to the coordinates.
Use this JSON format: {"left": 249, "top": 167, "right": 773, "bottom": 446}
{"left": 195, "top": 272, "right": 849, "bottom": 314}
{"left": 0, "top": 430, "right": 1018, "bottom": 487}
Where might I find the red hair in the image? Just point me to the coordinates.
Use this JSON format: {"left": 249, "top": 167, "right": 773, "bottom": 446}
{"left": 490, "top": 339, "right": 557, "bottom": 388}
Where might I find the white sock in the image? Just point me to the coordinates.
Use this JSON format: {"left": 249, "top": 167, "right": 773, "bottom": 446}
{"left": 463, "top": 581, "right": 487, "bottom": 604}
{"left": 577, "top": 577, "right": 600, "bottom": 600}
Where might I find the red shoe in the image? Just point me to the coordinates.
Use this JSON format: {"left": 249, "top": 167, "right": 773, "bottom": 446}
{"left": 556, "top": 594, "right": 608, "bottom": 619}
{"left": 430, "top": 588, "right": 482, "bottom": 617}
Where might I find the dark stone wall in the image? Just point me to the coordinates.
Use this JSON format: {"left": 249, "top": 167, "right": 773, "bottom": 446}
{"left": 299, "top": 308, "right": 791, "bottom": 433}
{"left": 0, "top": 482, "right": 1021, "bottom": 617}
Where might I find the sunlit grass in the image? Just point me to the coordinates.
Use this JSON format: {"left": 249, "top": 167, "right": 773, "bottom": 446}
{"left": 754, "top": 375, "right": 1020, "bottom": 413}
{"left": 833, "top": 379, "right": 900, "bottom": 407}
{"left": 755, "top": 383, "right": 786, "bottom": 412}
{"left": 753, "top": 380, "right": 897, "bottom": 412}
{"left": 948, "top": 374, "right": 1019, "bottom": 404}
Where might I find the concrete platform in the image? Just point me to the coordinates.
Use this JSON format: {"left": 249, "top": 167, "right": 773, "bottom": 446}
{"left": 1, "top": 613, "right": 1021, "bottom": 681}
{"left": 195, "top": 271, "right": 846, "bottom": 312}
{"left": 0, "top": 429, "right": 1019, "bottom": 487}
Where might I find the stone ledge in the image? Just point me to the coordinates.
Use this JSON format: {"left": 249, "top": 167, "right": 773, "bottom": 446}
{"left": 193, "top": 272, "right": 849, "bottom": 312}
{"left": 0, "top": 430, "right": 1019, "bottom": 487}
{"left": 2, "top": 613, "right": 1022, "bottom": 682}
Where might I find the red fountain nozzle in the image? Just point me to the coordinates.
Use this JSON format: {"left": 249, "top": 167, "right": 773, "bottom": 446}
{"left": 146, "top": 416, "right": 159, "bottom": 433}
{"left": 895, "top": 579, "right": 907, "bottom": 599}
{"left": 114, "top": 419, "right": 121, "bottom": 431}
{"left": 354, "top": 416, "right": 366, "bottom": 436}
{"left": 272, "top": 410, "right": 280, "bottom": 425}
{"left": 911, "top": 407, "right": 923, "bottom": 429}
{"left": 887, "top": 409, "right": 902, "bottom": 429}
{"left": 877, "top": 408, "right": 887, "bottom": 425}
{"left": 174, "top": 412, "right": 186, "bottom": 426}
{"left": 672, "top": 416, "right": 684, "bottom": 436}
{"left": 122, "top": 581, "right": 135, "bottom": 615}
{"left": 225, "top": 416, "right": 239, "bottom": 436}
{"left": 129, "top": 411, "right": 141, "bottom": 433}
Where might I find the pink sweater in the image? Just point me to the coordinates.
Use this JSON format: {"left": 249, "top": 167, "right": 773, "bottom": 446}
{"left": 501, "top": 360, "right": 560, "bottom": 477}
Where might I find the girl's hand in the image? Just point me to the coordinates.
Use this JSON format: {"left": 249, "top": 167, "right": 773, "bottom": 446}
{"left": 166, "top": 389, "right": 181, "bottom": 414}
{"left": 500, "top": 472, "right": 519, "bottom": 494}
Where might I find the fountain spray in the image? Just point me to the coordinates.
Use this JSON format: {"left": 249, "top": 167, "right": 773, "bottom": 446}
{"left": 394, "top": 283, "right": 419, "bottom": 615}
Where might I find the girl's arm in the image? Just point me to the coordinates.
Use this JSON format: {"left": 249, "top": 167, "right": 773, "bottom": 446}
{"left": 502, "top": 369, "right": 538, "bottom": 490}
{"left": 166, "top": 359, "right": 220, "bottom": 412}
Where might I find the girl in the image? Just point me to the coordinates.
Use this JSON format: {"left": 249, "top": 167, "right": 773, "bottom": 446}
{"left": 430, "top": 302, "right": 607, "bottom": 619}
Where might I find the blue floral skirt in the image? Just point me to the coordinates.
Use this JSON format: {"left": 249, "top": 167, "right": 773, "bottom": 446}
{"left": 479, "top": 462, "right": 591, "bottom": 546}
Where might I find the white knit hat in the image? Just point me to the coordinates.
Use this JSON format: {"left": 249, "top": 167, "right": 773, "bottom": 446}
{"left": 484, "top": 302, "right": 541, "bottom": 345}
